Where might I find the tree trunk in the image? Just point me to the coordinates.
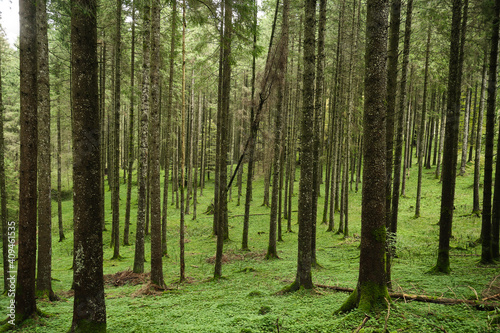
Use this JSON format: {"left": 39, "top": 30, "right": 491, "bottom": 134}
{"left": 111, "top": 0, "right": 122, "bottom": 260}
{"left": 480, "top": 0, "right": 499, "bottom": 264}
{"left": 338, "top": 0, "right": 390, "bottom": 312}
{"left": 286, "top": 0, "right": 316, "bottom": 291}
{"left": 150, "top": 0, "right": 165, "bottom": 287}
{"left": 214, "top": 0, "right": 232, "bottom": 279}
{"left": 472, "top": 57, "right": 486, "bottom": 215}
{"left": 180, "top": 0, "right": 187, "bottom": 282}
{"left": 415, "top": 26, "right": 431, "bottom": 218}
{"left": 16, "top": 0, "right": 38, "bottom": 323}
{"left": 124, "top": 0, "right": 136, "bottom": 247}
{"left": 242, "top": 0, "right": 258, "bottom": 251}
{"left": 133, "top": 0, "right": 151, "bottom": 274}
{"left": 70, "top": 1, "right": 107, "bottom": 330}
{"left": 435, "top": 92, "right": 446, "bottom": 179}
{"left": 432, "top": 0, "right": 465, "bottom": 274}
{"left": 36, "top": 0, "right": 55, "bottom": 301}
{"left": 459, "top": 88, "right": 471, "bottom": 176}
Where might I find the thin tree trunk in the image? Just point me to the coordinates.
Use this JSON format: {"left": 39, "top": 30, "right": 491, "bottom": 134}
{"left": 415, "top": 26, "right": 431, "bottom": 218}
{"left": 459, "top": 87, "right": 471, "bottom": 176}
{"left": 133, "top": 0, "right": 150, "bottom": 274}
{"left": 124, "top": 0, "right": 136, "bottom": 247}
{"left": 473, "top": 50, "right": 487, "bottom": 214}
{"left": 111, "top": 0, "right": 122, "bottom": 260}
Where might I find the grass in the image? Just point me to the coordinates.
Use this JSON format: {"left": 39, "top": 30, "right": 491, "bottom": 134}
{"left": 1, "top": 160, "right": 499, "bottom": 332}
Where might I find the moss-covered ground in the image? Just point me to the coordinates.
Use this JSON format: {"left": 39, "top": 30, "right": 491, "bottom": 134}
{"left": 1, "top": 161, "right": 498, "bottom": 332}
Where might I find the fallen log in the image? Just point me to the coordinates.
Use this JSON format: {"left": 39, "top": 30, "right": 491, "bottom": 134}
{"left": 315, "top": 284, "right": 499, "bottom": 311}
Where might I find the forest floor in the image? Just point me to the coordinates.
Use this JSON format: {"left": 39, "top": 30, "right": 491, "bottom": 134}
{"left": 1, "top": 161, "right": 499, "bottom": 332}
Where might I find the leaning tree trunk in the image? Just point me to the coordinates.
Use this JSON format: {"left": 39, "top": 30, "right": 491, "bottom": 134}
{"left": 70, "top": 0, "right": 107, "bottom": 330}
{"left": 16, "top": 0, "right": 38, "bottom": 323}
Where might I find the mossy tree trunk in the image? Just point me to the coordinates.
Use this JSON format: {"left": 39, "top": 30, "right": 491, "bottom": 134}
{"left": 16, "top": 0, "right": 38, "bottom": 323}
{"left": 337, "top": 0, "right": 390, "bottom": 313}
{"left": 70, "top": 0, "right": 107, "bottom": 330}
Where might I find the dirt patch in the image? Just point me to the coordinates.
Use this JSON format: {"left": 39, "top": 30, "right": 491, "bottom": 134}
{"left": 205, "top": 249, "right": 267, "bottom": 264}
{"left": 131, "top": 282, "right": 166, "bottom": 297}
{"left": 483, "top": 274, "right": 500, "bottom": 301}
{"left": 104, "top": 270, "right": 150, "bottom": 287}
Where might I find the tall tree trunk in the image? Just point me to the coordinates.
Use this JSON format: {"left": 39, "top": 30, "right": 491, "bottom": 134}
{"left": 214, "top": 0, "right": 232, "bottom": 278}
{"left": 286, "top": 0, "right": 316, "bottom": 292}
{"left": 192, "top": 94, "right": 200, "bottom": 220}
{"left": 415, "top": 26, "right": 431, "bottom": 218}
{"left": 480, "top": 0, "right": 499, "bottom": 264}
{"left": 111, "top": 0, "right": 122, "bottom": 260}
{"left": 150, "top": 0, "right": 165, "bottom": 287}
{"left": 242, "top": 0, "right": 258, "bottom": 251}
{"left": 432, "top": 0, "right": 465, "bottom": 274}
{"left": 473, "top": 62, "right": 486, "bottom": 214}
{"left": 99, "top": 37, "right": 106, "bottom": 232}
{"left": 386, "top": 0, "right": 401, "bottom": 241}
{"left": 162, "top": 0, "right": 177, "bottom": 257}
{"left": 435, "top": 92, "right": 446, "bottom": 179}
{"left": 16, "top": 0, "right": 38, "bottom": 323}
{"left": 338, "top": 0, "right": 390, "bottom": 312}
{"left": 70, "top": 0, "right": 107, "bottom": 330}
{"left": 267, "top": 0, "right": 289, "bottom": 259}
{"left": 468, "top": 83, "right": 478, "bottom": 163}
{"left": 36, "top": 0, "right": 55, "bottom": 301}
{"left": 180, "top": 0, "right": 187, "bottom": 282}
{"left": 124, "top": 0, "right": 136, "bottom": 247}
{"left": 133, "top": 0, "right": 151, "bottom": 274}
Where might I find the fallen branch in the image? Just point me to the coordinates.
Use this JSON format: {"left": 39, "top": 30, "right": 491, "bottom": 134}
{"left": 314, "top": 284, "right": 499, "bottom": 310}
{"left": 354, "top": 314, "right": 370, "bottom": 333}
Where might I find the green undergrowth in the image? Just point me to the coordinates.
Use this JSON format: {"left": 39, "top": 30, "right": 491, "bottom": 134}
{"left": 1, "top": 161, "right": 499, "bottom": 332}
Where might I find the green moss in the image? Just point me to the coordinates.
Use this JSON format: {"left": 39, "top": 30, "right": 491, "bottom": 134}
{"left": 336, "top": 288, "right": 359, "bottom": 314}
{"left": 372, "top": 226, "right": 386, "bottom": 243}
{"left": 70, "top": 319, "right": 106, "bottom": 333}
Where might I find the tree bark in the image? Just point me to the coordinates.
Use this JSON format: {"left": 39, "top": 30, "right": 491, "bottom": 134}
{"left": 150, "top": 0, "right": 165, "bottom": 287}
{"left": 111, "top": 0, "right": 122, "bottom": 260}
{"left": 124, "top": 0, "right": 136, "bottom": 247}
{"left": 432, "top": 0, "right": 465, "bottom": 274}
{"left": 480, "top": 0, "right": 499, "bottom": 264}
{"left": 0, "top": 31, "right": 8, "bottom": 294}
{"left": 338, "top": 0, "right": 390, "bottom": 312}
{"left": 36, "top": 0, "right": 55, "bottom": 301}
{"left": 459, "top": 88, "right": 471, "bottom": 176}
{"left": 286, "top": 0, "right": 316, "bottom": 291}
{"left": 70, "top": 0, "right": 107, "bottom": 330}
{"left": 473, "top": 55, "right": 487, "bottom": 215}
{"left": 16, "top": 0, "right": 38, "bottom": 322}
{"left": 133, "top": 0, "right": 151, "bottom": 274}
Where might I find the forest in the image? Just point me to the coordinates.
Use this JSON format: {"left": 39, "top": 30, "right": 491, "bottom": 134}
{"left": 0, "top": 0, "right": 499, "bottom": 331}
